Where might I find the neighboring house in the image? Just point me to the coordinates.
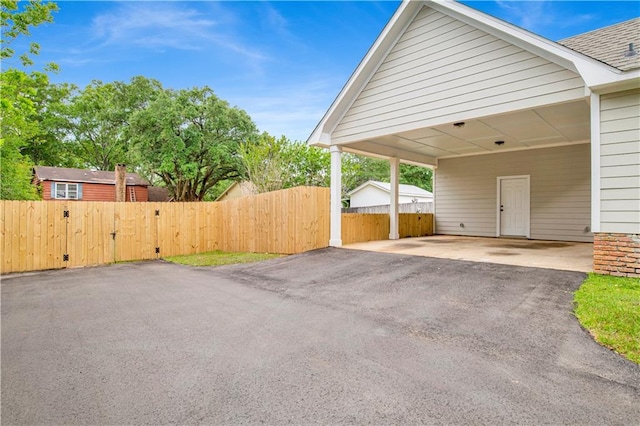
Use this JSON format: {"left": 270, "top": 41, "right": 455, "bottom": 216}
{"left": 34, "top": 166, "right": 150, "bottom": 201}
{"left": 308, "top": 0, "right": 639, "bottom": 277}
{"left": 215, "top": 181, "right": 257, "bottom": 201}
{"left": 348, "top": 180, "right": 433, "bottom": 208}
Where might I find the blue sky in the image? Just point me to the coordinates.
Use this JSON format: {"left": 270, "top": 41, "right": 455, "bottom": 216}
{"left": 13, "top": 1, "right": 640, "bottom": 141}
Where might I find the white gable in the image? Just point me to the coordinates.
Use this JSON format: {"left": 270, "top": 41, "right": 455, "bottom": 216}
{"left": 332, "top": 6, "right": 586, "bottom": 144}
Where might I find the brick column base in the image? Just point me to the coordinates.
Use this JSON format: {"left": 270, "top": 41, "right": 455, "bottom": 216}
{"left": 593, "top": 233, "right": 640, "bottom": 278}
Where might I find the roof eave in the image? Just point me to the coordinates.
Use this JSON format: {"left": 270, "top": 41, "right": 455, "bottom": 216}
{"left": 36, "top": 177, "right": 149, "bottom": 186}
{"left": 347, "top": 180, "right": 379, "bottom": 197}
{"left": 588, "top": 70, "right": 640, "bottom": 94}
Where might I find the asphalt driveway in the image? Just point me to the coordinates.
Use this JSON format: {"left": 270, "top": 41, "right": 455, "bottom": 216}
{"left": 2, "top": 248, "right": 639, "bottom": 425}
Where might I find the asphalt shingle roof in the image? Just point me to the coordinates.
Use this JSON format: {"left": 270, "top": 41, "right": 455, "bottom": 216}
{"left": 558, "top": 17, "right": 640, "bottom": 71}
{"left": 34, "top": 166, "right": 150, "bottom": 186}
{"left": 349, "top": 180, "right": 433, "bottom": 197}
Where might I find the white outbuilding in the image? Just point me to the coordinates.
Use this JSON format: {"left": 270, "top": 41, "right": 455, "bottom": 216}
{"left": 348, "top": 180, "right": 433, "bottom": 208}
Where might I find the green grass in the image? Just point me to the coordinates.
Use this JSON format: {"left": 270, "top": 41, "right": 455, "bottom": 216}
{"left": 574, "top": 273, "right": 640, "bottom": 364}
{"left": 164, "top": 251, "right": 283, "bottom": 267}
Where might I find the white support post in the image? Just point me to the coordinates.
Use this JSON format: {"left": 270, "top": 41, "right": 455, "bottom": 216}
{"left": 389, "top": 157, "right": 400, "bottom": 240}
{"left": 329, "top": 145, "right": 343, "bottom": 247}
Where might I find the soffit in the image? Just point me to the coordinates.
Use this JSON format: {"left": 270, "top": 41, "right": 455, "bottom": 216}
{"left": 342, "top": 99, "right": 590, "bottom": 164}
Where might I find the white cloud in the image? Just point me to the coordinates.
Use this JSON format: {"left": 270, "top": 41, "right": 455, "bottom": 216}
{"left": 90, "top": 2, "right": 267, "bottom": 61}
{"left": 495, "top": 1, "right": 596, "bottom": 35}
{"left": 496, "top": 0, "right": 552, "bottom": 31}
{"left": 262, "top": 3, "right": 290, "bottom": 38}
{"left": 93, "top": 4, "right": 214, "bottom": 48}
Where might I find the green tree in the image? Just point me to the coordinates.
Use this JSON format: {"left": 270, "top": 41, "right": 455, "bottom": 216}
{"left": 239, "top": 134, "right": 331, "bottom": 194}
{"left": 21, "top": 78, "right": 75, "bottom": 167}
{"left": 1, "top": 70, "right": 41, "bottom": 199}
{"left": 281, "top": 141, "right": 330, "bottom": 188}
{"left": 400, "top": 163, "right": 433, "bottom": 192}
{"left": 0, "top": 0, "right": 58, "bottom": 199}
{"left": 130, "top": 87, "right": 257, "bottom": 201}
{"left": 66, "top": 77, "right": 162, "bottom": 171}
{"left": 240, "top": 133, "right": 286, "bottom": 194}
{"left": 341, "top": 154, "right": 388, "bottom": 195}
{"left": 1, "top": 0, "right": 58, "bottom": 68}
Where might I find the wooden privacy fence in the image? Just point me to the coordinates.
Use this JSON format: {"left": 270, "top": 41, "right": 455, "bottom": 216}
{"left": 342, "top": 213, "right": 433, "bottom": 244}
{"left": 1, "top": 187, "right": 330, "bottom": 274}
{"left": 1, "top": 186, "right": 433, "bottom": 274}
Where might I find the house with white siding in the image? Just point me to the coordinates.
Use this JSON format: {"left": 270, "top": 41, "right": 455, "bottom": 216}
{"left": 308, "top": 0, "right": 640, "bottom": 277}
{"left": 348, "top": 180, "right": 433, "bottom": 208}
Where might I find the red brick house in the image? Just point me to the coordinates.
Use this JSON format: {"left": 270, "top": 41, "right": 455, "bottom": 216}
{"left": 34, "top": 166, "right": 150, "bottom": 201}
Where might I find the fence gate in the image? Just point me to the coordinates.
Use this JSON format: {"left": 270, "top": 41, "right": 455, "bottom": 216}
{"left": 63, "top": 202, "right": 118, "bottom": 269}
{"left": 112, "top": 203, "right": 160, "bottom": 263}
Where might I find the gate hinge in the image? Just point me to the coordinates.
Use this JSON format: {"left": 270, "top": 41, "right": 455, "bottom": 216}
{"left": 63, "top": 210, "right": 69, "bottom": 218}
{"left": 63, "top": 254, "right": 69, "bottom": 262}
{"left": 155, "top": 247, "right": 160, "bottom": 254}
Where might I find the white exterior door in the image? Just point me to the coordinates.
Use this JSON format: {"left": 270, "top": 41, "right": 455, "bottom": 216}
{"left": 498, "top": 176, "right": 530, "bottom": 237}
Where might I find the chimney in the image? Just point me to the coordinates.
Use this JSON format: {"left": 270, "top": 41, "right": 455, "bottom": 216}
{"left": 115, "top": 163, "right": 127, "bottom": 202}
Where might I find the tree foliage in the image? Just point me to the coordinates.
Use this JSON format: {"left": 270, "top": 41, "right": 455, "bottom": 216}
{"left": 65, "top": 77, "right": 162, "bottom": 171}
{"left": 341, "top": 154, "right": 388, "bottom": 196}
{"left": 0, "top": 70, "right": 41, "bottom": 199}
{"left": 400, "top": 164, "right": 432, "bottom": 192}
{"left": 129, "top": 87, "right": 257, "bottom": 201}
{"left": 20, "top": 77, "right": 75, "bottom": 167}
{"left": 0, "top": 0, "right": 58, "bottom": 199}
{"left": 240, "top": 134, "right": 331, "bottom": 194}
{"left": 240, "top": 133, "right": 287, "bottom": 194}
{"left": 1, "top": 0, "right": 58, "bottom": 68}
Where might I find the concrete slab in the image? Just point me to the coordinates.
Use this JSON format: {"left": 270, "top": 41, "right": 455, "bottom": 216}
{"left": 344, "top": 235, "right": 593, "bottom": 272}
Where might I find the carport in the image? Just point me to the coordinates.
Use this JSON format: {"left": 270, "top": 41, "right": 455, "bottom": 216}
{"left": 308, "top": 1, "right": 640, "bottom": 276}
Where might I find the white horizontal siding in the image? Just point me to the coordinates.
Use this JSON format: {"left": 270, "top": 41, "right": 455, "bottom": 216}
{"left": 333, "top": 6, "right": 585, "bottom": 143}
{"left": 600, "top": 89, "right": 640, "bottom": 234}
{"left": 435, "top": 144, "right": 592, "bottom": 242}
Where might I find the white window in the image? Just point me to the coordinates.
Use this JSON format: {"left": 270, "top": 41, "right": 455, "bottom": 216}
{"left": 53, "top": 183, "right": 82, "bottom": 200}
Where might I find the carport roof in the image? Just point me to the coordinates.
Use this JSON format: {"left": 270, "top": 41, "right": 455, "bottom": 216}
{"left": 308, "top": 0, "right": 640, "bottom": 158}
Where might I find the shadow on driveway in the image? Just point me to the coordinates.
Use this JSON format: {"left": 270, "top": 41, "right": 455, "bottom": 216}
{"left": 2, "top": 248, "right": 639, "bottom": 424}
